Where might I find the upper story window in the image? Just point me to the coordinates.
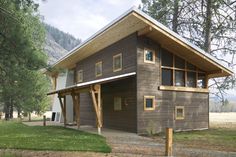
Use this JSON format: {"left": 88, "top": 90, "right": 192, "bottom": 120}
{"left": 161, "top": 50, "right": 206, "bottom": 88}
{"left": 144, "top": 48, "right": 155, "bottom": 64}
{"left": 77, "top": 70, "right": 83, "bottom": 83}
{"left": 95, "top": 61, "right": 102, "bottom": 77}
{"left": 113, "top": 53, "right": 122, "bottom": 72}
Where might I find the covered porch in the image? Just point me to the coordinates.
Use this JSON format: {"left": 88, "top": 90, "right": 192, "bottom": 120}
{"left": 47, "top": 72, "right": 136, "bottom": 134}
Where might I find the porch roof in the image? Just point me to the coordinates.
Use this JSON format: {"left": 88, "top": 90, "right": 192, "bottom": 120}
{"left": 47, "top": 72, "right": 136, "bottom": 96}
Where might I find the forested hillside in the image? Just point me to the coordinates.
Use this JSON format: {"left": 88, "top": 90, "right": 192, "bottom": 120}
{"left": 44, "top": 24, "right": 81, "bottom": 64}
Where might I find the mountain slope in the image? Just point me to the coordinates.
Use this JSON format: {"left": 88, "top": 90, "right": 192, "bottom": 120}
{"left": 44, "top": 24, "right": 81, "bottom": 65}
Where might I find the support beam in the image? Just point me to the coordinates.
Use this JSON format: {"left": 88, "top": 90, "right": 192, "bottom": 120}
{"left": 138, "top": 26, "right": 153, "bottom": 36}
{"left": 72, "top": 93, "right": 80, "bottom": 128}
{"left": 90, "top": 84, "right": 102, "bottom": 135}
{"left": 58, "top": 95, "right": 67, "bottom": 127}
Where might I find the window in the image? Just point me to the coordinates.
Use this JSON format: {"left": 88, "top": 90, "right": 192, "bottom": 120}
{"left": 187, "top": 72, "right": 196, "bottom": 87}
{"left": 162, "top": 69, "right": 173, "bottom": 86}
{"left": 144, "top": 48, "right": 155, "bottom": 63}
{"left": 95, "top": 61, "right": 102, "bottom": 77}
{"left": 175, "top": 70, "right": 185, "bottom": 86}
{"left": 175, "top": 106, "right": 184, "bottom": 120}
{"left": 161, "top": 51, "right": 173, "bottom": 67}
{"left": 144, "top": 96, "right": 155, "bottom": 110}
{"left": 77, "top": 70, "right": 83, "bottom": 83}
{"left": 161, "top": 50, "right": 206, "bottom": 89}
{"left": 197, "top": 73, "right": 206, "bottom": 88}
{"left": 113, "top": 53, "right": 122, "bottom": 72}
{"left": 114, "top": 97, "right": 122, "bottom": 111}
{"left": 175, "top": 56, "right": 185, "bottom": 69}
{"left": 187, "top": 62, "right": 196, "bottom": 70}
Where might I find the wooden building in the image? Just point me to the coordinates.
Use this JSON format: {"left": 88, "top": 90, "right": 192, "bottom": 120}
{"left": 47, "top": 7, "right": 233, "bottom": 134}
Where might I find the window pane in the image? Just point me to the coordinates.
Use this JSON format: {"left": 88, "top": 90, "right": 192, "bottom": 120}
{"left": 187, "top": 62, "right": 196, "bottom": 70}
{"left": 175, "top": 56, "right": 185, "bottom": 69}
{"left": 145, "top": 50, "right": 154, "bottom": 62}
{"left": 161, "top": 51, "right": 173, "bottom": 67}
{"left": 146, "top": 98, "right": 153, "bottom": 108}
{"left": 187, "top": 72, "right": 196, "bottom": 87}
{"left": 175, "top": 70, "right": 185, "bottom": 86}
{"left": 162, "top": 69, "right": 173, "bottom": 86}
{"left": 197, "top": 73, "right": 206, "bottom": 88}
{"left": 77, "top": 70, "right": 83, "bottom": 82}
{"left": 95, "top": 62, "right": 102, "bottom": 76}
{"left": 113, "top": 54, "right": 122, "bottom": 71}
{"left": 177, "top": 108, "right": 183, "bottom": 117}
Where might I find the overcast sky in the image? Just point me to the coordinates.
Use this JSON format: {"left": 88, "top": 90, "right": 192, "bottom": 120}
{"left": 37, "top": 0, "right": 141, "bottom": 40}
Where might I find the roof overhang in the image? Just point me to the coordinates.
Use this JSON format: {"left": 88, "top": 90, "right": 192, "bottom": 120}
{"left": 48, "top": 7, "right": 233, "bottom": 78}
{"left": 47, "top": 72, "right": 136, "bottom": 96}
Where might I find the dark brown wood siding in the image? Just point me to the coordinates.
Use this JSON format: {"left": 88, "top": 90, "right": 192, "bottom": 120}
{"left": 136, "top": 36, "right": 209, "bottom": 134}
{"left": 102, "top": 77, "right": 137, "bottom": 132}
{"left": 76, "top": 33, "right": 137, "bottom": 82}
{"left": 77, "top": 33, "right": 137, "bottom": 129}
{"left": 79, "top": 93, "right": 96, "bottom": 126}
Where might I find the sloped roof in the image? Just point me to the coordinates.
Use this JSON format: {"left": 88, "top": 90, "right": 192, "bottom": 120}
{"left": 50, "top": 7, "right": 233, "bottom": 78}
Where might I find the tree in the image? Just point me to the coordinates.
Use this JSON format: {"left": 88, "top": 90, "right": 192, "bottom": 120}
{"left": 141, "top": 0, "right": 236, "bottom": 104}
{"left": 0, "top": 0, "right": 50, "bottom": 119}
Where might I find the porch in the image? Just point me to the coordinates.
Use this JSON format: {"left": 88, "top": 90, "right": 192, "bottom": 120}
{"left": 47, "top": 72, "right": 136, "bottom": 134}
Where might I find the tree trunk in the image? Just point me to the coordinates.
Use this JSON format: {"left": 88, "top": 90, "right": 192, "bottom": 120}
{"left": 9, "top": 99, "right": 13, "bottom": 119}
{"left": 172, "top": 0, "right": 179, "bottom": 33}
{"left": 4, "top": 103, "right": 10, "bottom": 120}
{"left": 28, "top": 112, "right": 31, "bottom": 122}
{"left": 204, "top": 0, "right": 212, "bottom": 53}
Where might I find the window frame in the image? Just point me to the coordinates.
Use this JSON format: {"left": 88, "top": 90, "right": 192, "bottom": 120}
{"left": 144, "top": 48, "right": 155, "bottom": 64}
{"left": 114, "top": 96, "right": 122, "bottom": 111}
{"left": 160, "top": 51, "right": 207, "bottom": 90}
{"left": 113, "top": 53, "right": 122, "bottom": 72}
{"left": 77, "top": 70, "right": 83, "bottom": 83}
{"left": 175, "top": 106, "right": 185, "bottom": 120}
{"left": 144, "top": 96, "right": 155, "bottom": 111}
{"left": 95, "top": 61, "right": 102, "bottom": 77}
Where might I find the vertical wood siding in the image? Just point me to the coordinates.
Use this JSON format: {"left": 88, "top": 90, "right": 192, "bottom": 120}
{"left": 102, "top": 77, "right": 137, "bottom": 132}
{"left": 136, "top": 36, "right": 209, "bottom": 134}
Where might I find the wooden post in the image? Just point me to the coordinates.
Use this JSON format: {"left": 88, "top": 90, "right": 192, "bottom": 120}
{"left": 165, "top": 128, "right": 173, "bottom": 156}
{"left": 90, "top": 84, "right": 102, "bottom": 135}
{"left": 58, "top": 95, "right": 67, "bottom": 127}
{"left": 43, "top": 115, "right": 46, "bottom": 126}
{"left": 72, "top": 93, "right": 80, "bottom": 128}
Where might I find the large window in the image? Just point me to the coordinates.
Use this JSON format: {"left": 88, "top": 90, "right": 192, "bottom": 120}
{"left": 113, "top": 53, "right": 122, "bottom": 72}
{"left": 95, "top": 61, "right": 102, "bottom": 77}
{"left": 161, "top": 50, "right": 206, "bottom": 88}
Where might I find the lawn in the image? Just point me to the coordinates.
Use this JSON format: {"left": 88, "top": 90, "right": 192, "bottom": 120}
{"left": 173, "top": 128, "right": 236, "bottom": 151}
{"left": 154, "top": 128, "right": 236, "bottom": 152}
{"left": 0, "top": 121, "right": 111, "bottom": 153}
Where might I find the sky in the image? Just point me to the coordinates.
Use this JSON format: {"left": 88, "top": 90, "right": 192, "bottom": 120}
{"left": 37, "top": 0, "right": 141, "bottom": 40}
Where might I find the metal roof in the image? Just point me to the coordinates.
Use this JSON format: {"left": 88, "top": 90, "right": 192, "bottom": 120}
{"left": 49, "top": 6, "right": 233, "bottom": 76}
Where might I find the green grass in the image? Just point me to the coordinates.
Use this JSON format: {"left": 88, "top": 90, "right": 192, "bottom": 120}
{"left": 173, "top": 128, "right": 236, "bottom": 151}
{"left": 0, "top": 121, "right": 111, "bottom": 153}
